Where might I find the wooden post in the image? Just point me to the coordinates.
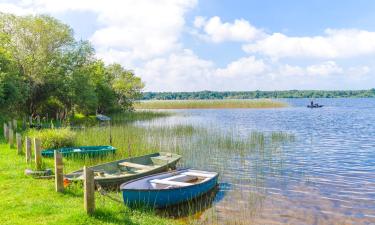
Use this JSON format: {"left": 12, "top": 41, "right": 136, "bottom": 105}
{"left": 109, "top": 121, "right": 112, "bottom": 145}
{"left": 37, "top": 115, "right": 40, "bottom": 125}
{"left": 83, "top": 166, "right": 95, "bottom": 215}
{"left": 22, "top": 117, "right": 26, "bottom": 130}
{"left": 8, "top": 121, "right": 12, "bottom": 131}
{"left": 3, "top": 123, "right": 8, "bottom": 141}
{"left": 13, "top": 119, "right": 17, "bottom": 130}
{"left": 34, "top": 138, "right": 42, "bottom": 170}
{"left": 16, "top": 133, "right": 22, "bottom": 154}
{"left": 54, "top": 150, "right": 64, "bottom": 192}
{"left": 9, "top": 128, "right": 14, "bottom": 148}
{"left": 25, "top": 137, "right": 31, "bottom": 163}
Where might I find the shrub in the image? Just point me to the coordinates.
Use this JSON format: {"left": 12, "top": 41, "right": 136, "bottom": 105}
{"left": 26, "top": 128, "right": 76, "bottom": 149}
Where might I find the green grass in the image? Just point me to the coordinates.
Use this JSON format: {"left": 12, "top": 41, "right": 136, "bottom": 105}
{"left": 0, "top": 139, "right": 180, "bottom": 225}
{"left": 0, "top": 111, "right": 296, "bottom": 224}
{"left": 134, "top": 99, "right": 288, "bottom": 109}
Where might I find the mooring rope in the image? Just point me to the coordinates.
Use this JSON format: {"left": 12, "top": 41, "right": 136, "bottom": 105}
{"left": 95, "top": 182, "right": 123, "bottom": 204}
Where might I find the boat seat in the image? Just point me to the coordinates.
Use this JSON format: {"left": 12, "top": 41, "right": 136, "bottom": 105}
{"left": 150, "top": 179, "right": 193, "bottom": 187}
{"left": 118, "top": 162, "right": 153, "bottom": 170}
{"left": 181, "top": 171, "right": 216, "bottom": 178}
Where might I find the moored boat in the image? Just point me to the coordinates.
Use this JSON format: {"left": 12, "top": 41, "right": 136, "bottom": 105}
{"left": 41, "top": 145, "right": 116, "bottom": 157}
{"left": 120, "top": 169, "right": 219, "bottom": 208}
{"left": 64, "top": 152, "right": 181, "bottom": 188}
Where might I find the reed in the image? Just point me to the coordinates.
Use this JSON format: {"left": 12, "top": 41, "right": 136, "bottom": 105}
{"left": 134, "top": 99, "right": 288, "bottom": 109}
{"left": 1, "top": 110, "right": 295, "bottom": 224}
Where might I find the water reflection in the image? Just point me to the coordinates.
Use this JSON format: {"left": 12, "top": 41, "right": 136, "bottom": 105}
{"left": 135, "top": 98, "right": 375, "bottom": 224}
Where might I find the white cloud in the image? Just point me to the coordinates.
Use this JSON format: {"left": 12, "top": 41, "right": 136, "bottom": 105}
{"left": 193, "top": 16, "right": 264, "bottom": 43}
{"left": 215, "top": 56, "right": 266, "bottom": 77}
{"left": 0, "top": 0, "right": 197, "bottom": 62}
{"left": 243, "top": 29, "right": 375, "bottom": 59}
{"left": 306, "top": 61, "right": 343, "bottom": 76}
{"left": 1, "top": 1, "right": 374, "bottom": 91}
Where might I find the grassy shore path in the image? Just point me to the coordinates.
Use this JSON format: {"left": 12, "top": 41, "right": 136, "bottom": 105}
{"left": 0, "top": 139, "right": 179, "bottom": 225}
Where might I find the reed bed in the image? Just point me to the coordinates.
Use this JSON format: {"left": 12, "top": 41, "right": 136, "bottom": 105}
{"left": 24, "top": 114, "right": 295, "bottom": 224}
{"left": 134, "top": 99, "right": 288, "bottom": 109}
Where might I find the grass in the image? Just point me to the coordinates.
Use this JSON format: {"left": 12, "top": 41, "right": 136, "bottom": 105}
{"left": 134, "top": 99, "right": 288, "bottom": 109}
{"left": 0, "top": 139, "right": 180, "bottom": 225}
{"left": 0, "top": 110, "right": 295, "bottom": 224}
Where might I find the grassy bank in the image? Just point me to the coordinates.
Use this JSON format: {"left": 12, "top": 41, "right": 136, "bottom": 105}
{"left": 134, "top": 99, "right": 287, "bottom": 109}
{"left": 0, "top": 111, "right": 295, "bottom": 224}
{"left": 0, "top": 140, "right": 180, "bottom": 225}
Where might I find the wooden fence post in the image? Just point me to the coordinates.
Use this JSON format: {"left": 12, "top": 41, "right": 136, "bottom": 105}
{"left": 8, "top": 121, "right": 12, "bottom": 132}
{"left": 34, "top": 138, "right": 42, "bottom": 170}
{"left": 13, "top": 119, "right": 17, "bottom": 130}
{"left": 16, "top": 133, "right": 22, "bottom": 154}
{"left": 3, "top": 123, "right": 8, "bottom": 141}
{"left": 25, "top": 137, "right": 31, "bottom": 163}
{"left": 9, "top": 128, "right": 14, "bottom": 148}
{"left": 83, "top": 166, "right": 95, "bottom": 215}
{"left": 54, "top": 150, "right": 64, "bottom": 192}
{"left": 22, "top": 117, "right": 26, "bottom": 130}
{"left": 37, "top": 115, "right": 40, "bottom": 124}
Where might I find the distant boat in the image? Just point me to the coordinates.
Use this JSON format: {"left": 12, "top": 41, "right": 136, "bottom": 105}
{"left": 64, "top": 152, "right": 181, "bottom": 188}
{"left": 307, "top": 104, "right": 323, "bottom": 108}
{"left": 41, "top": 145, "right": 116, "bottom": 157}
{"left": 120, "top": 169, "right": 219, "bottom": 208}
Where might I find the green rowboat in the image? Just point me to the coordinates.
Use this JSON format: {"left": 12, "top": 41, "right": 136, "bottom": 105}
{"left": 41, "top": 146, "right": 116, "bottom": 157}
{"left": 64, "top": 152, "right": 181, "bottom": 188}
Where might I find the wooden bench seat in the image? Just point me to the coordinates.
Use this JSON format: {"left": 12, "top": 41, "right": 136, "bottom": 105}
{"left": 181, "top": 171, "right": 216, "bottom": 178}
{"left": 118, "top": 162, "right": 153, "bottom": 170}
{"left": 150, "top": 179, "right": 193, "bottom": 187}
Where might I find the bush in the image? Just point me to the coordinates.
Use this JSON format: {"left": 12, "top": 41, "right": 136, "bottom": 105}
{"left": 26, "top": 128, "right": 76, "bottom": 149}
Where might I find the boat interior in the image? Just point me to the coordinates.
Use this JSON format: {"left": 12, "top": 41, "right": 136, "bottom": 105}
{"left": 67, "top": 153, "right": 177, "bottom": 179}
{"left": 150, "top": 171, "right": 217, "bottom": 189}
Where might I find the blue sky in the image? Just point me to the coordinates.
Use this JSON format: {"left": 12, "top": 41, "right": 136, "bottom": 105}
{"left": 1, "top": 0, "right": 375, "bottom": 91}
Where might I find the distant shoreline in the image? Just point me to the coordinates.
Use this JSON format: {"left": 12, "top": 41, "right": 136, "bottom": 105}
{"left": 134, "top": 99, "right": 287, "bottom": 109}
{"left": 142, "top": 89, "right": 375, "bottom": 100}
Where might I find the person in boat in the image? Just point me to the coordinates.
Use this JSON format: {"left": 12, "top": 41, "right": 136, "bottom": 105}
{"left": 310, "top": 101, "right": 314, "bottom": 107}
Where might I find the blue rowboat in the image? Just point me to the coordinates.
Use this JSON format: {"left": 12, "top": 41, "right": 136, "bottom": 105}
{"left": 41, "top": 145, "right": 116, "bottom": 157}
{"left": 120, "top": 169, "right": 219, "bottom": 208}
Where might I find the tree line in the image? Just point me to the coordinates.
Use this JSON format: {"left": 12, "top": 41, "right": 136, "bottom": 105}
{"left": 143, "top": 89, "right": 375, "bottom": 100}
{"left": 0, "top": 13, "right": 144, "bottom": 119}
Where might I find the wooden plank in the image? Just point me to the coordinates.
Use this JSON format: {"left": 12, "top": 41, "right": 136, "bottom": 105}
{"left": 34, "top": 138, "right": 42, "bottom": 170}
{"left": 83, "top": 166, "right": 95, "bottom": 215}
{"left": 13, "top": 119, "right": 17, "bottom": 130}
{"left": 118, "top": 161, "right": 153, "bottom": 170}
{"left": 54, "top": 150, "right": 64, "bottom": 192}
{"left": 3, "top": 123, "right": 8, "bottom": 141}
{"left": 25, "top": 137, "right": 31, "bottom": 163}
{"left": 181, "top": 171, "right": 216, "bottom": 178}
{"left": 22, "top": 117, "right": 26, "bottom": 130}
{"left": 150, "top": 179, "right": 193, "bottom": 187}
{"left": 9, "top": 128, "right": 14, "bottom": 148}
{"left": 16, "top": 133, "right": 22, "bottom": 154}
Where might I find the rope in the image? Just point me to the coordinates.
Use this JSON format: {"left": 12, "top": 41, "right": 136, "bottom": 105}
{"left": 95, "top": 182, "right": 123, "bottom": 204}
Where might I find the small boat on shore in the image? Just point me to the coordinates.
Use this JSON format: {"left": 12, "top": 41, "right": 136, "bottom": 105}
{"left": 65, "top": 152, "right": 181, "bottom": 188}
{"left": 120, "top": 169, "right": 219, "bottom": 208}
{"left": 41, "top": 145, "right": 116, "bottom": 157}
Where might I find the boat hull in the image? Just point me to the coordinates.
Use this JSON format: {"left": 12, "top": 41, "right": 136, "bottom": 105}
{"left": 121, "top": 169, "right": 219, "bottom": 208}
{"left": 65, "top": 152, "right": 181, "bottom": 188}
{"left": 41, "top": 145, "right": 116, "bottom": 157}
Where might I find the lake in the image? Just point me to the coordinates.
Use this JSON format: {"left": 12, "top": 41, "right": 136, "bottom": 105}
{"left": 136, "top": 98, "right": 375, "bottom": 224}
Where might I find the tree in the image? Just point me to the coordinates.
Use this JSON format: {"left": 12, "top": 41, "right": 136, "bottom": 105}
{"left": 106, "top": 64, "right": 144, "bottom": 111}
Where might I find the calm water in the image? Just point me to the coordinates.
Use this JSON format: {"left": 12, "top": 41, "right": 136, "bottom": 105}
{"left": 138, "top": 98, "right": 375, "bottom": 224}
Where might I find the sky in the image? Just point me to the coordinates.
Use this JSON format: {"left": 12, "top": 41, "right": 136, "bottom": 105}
{"left": 1, "top": 0, "right": 375, "bottom": 91}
